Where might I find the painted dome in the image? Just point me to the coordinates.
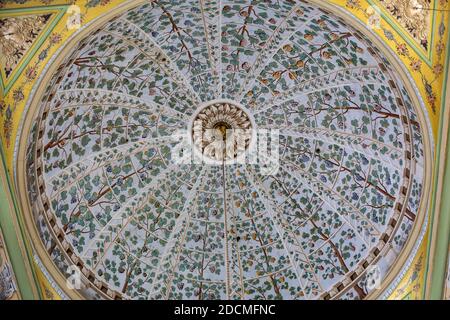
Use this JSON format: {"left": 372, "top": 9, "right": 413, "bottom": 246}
{"left": 24, "top": 0, "right": 429, "bottom": 300}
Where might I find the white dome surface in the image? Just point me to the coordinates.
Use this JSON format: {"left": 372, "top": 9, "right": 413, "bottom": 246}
{"left": 25, "top": 0, "right": 428, "bottom": 300}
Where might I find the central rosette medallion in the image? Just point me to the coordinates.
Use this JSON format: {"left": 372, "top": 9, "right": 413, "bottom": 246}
{"left": 191, "top": 100, "right": 254, "bottom": 162}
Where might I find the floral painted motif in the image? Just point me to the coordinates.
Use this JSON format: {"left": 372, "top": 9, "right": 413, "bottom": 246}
{"left": 346, "top": 0, "right": 449, "bottom": 114}
{"left": 0, "top": 228, "right": 18, "bottom": 300}
{"left": 0, "top": 14, "right": 51, "bottom": 78}
{"left": 1, "top": 31, "right": 61, "bottom": 147}
{"left": 378, "top": 0, "right": 431, "bottom": 50}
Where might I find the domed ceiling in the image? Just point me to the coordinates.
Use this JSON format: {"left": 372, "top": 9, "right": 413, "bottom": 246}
{"left": 23, "top": 0, "right": 429, "bottom": 300}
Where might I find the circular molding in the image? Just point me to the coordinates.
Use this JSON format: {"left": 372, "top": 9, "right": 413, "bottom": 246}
{"left": 14, "top": 0, "right": 433, "bottom": 300}
{"left": 189, "top": 99, "right": 256, "bottom": 164}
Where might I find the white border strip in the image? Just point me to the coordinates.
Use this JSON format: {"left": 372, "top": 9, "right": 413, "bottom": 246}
{"left": 33, "top": 254, "right": 69, "bottom": 300}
